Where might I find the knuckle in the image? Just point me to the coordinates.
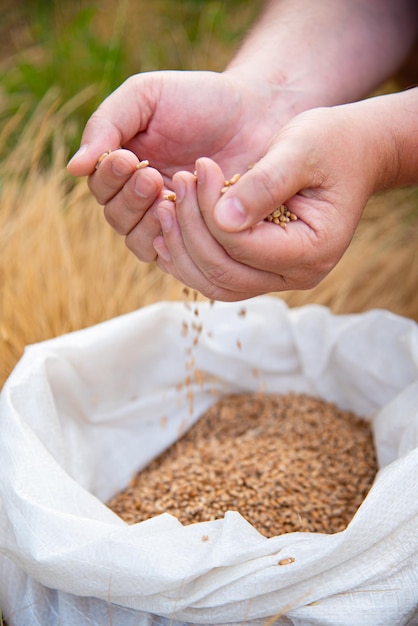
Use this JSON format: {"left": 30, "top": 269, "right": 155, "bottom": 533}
{"left": 87, "top": 177, "right": 107, "bottom": 207}
{"left": 125, "top": 233, "right": 154, "bottom": 263}
{"left": 220, "top": 240, "right": 250, "bottom": 264}
{"left": 293, "top": 260, "right": 334, "bottom": 290}
{"left": 201, "top": 285, "right": 240, "bottom": 302}
{"left": 199, "top": 263, "right": 254, "bottom": 302}
{"left": 85, "top": 108, "right": 112, "bottom": 139}
{"left": 202, "top": 262, "right": 234, "bottom": 289}
{"left": 103, "top": 204, "right": 124, "bottom": 234}
{"left": 252, "top": 164, "right": 280, "bottom": 211}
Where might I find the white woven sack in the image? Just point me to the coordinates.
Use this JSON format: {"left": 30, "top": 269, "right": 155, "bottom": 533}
{"left": 0, "top": 296, "right": 417, "bottom": 626}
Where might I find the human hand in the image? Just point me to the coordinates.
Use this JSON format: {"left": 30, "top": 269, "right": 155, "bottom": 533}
{"left": 152, "top": 102, "right": 387, "bottom": 301}
{"left": 67, "top": 69, "right": 289, "bottom": 262}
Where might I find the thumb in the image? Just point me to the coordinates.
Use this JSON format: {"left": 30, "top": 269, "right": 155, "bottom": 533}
{"left": 66, "top": 119, "right": 122, "bottom": 177}
{"left": 213, "top": 140, "right": 311, "bottom": 232}
{"left": 67, "top": 74, "right": 154, "bottom": 177}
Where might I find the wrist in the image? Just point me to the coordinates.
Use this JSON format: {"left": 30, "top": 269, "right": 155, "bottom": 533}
{"left": 224, "top": 0, "right": 418, "bottom": 115}
{"left": 356, "top": 88, "right": 418, "bottom": 192}
{"left": 223, "top": 64, "right": 327, "bottom": 120}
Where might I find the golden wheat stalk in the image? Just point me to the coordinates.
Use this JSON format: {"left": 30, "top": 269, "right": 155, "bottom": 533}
{"left": 0, "top": 94, "right": 183, "bottom": 388}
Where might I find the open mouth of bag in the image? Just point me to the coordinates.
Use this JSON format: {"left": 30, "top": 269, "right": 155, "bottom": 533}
{"left": 0, "top": 297, "right": 417, "bottom": 626}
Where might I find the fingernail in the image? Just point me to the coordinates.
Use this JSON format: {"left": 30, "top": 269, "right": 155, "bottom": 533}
{"left": 157, "top": 206, "right": 173, "bottom": 233}
{"left": 215, "top": 196, "right": 247, "bottom": 229}
{"left": 134, "top": 172, "right": 156, "bottom": 197}
{"left": 67, "top": 144, "right": 88, "bottom": 166}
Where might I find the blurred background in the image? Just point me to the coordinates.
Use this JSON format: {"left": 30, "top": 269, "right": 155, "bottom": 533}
{"left": 0, "top": 0, "right": 417, "bottom": 391}
{"left": 0, "top": 0, "right": 260, "bottom": 159}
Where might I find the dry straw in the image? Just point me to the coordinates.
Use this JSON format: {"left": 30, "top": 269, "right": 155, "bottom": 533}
{"left": 0, "top": 94, "right": 183, "bottom": 389}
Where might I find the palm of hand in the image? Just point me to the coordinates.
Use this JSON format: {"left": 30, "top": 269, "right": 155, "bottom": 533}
{"left": 121, "top": 70, "right": 276, "bottom": 183}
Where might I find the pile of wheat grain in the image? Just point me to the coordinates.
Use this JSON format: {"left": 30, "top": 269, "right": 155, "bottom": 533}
{"left": 108, "top": 392, "right": 377, "bottom": 537}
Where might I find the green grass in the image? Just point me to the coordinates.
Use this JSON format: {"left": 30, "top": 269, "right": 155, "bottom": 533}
{"left": 0, "top": 1, "right": 127, "bottom": 161}
{"left": 0, "top": 0, "right": 258, "bottom": 163}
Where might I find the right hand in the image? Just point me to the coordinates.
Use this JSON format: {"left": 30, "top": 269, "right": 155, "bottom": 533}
{"left": 152, "top": 100, "right": 389, "bottom": 301}
{"left": 67, "top": 69, "right": 290, "bottom": 261}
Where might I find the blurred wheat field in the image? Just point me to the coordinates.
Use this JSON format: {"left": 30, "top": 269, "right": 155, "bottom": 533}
{"left": 0, "top": 0, "right": 417, "bottom": 394}
{"left": 0, "top": 97, "right": 183, "bottom": 389}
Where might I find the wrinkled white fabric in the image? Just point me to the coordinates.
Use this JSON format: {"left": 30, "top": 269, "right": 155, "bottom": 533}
{"left": 0, "top": 297, "right": 417, "bottom": 626}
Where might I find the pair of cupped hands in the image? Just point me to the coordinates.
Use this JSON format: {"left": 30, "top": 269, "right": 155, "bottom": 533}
{"left": 67, "top": 70, "right": 376, "bottom": 301}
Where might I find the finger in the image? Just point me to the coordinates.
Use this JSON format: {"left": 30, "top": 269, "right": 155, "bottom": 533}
{"left": 153, "top": 200, "right": 217, "bottom": 293}
{"left": 212, "top": 134, "right": 314, "bottom": 232}
{"left": 199, "top": 153, "right": 356, "bottom": 285}
{"left": 157, "top": 172, "right": 288, "bottom": 299}
{"left": 124, "top": 204, "right": 163, "bottom": 263}
{"left": 153, "top": 211, "right": 259, "bottom": 302}
{"left": 194, "top": 157, "right": 318, "bottom": 276}
{"left": 87, "top": 149, "right": 141, "bottom": 205}
{"left": 102, "top": 166, "right": 164, "bottom": 234}
{"left": 67, "top": 74, "right": 153, "bottom": 176}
